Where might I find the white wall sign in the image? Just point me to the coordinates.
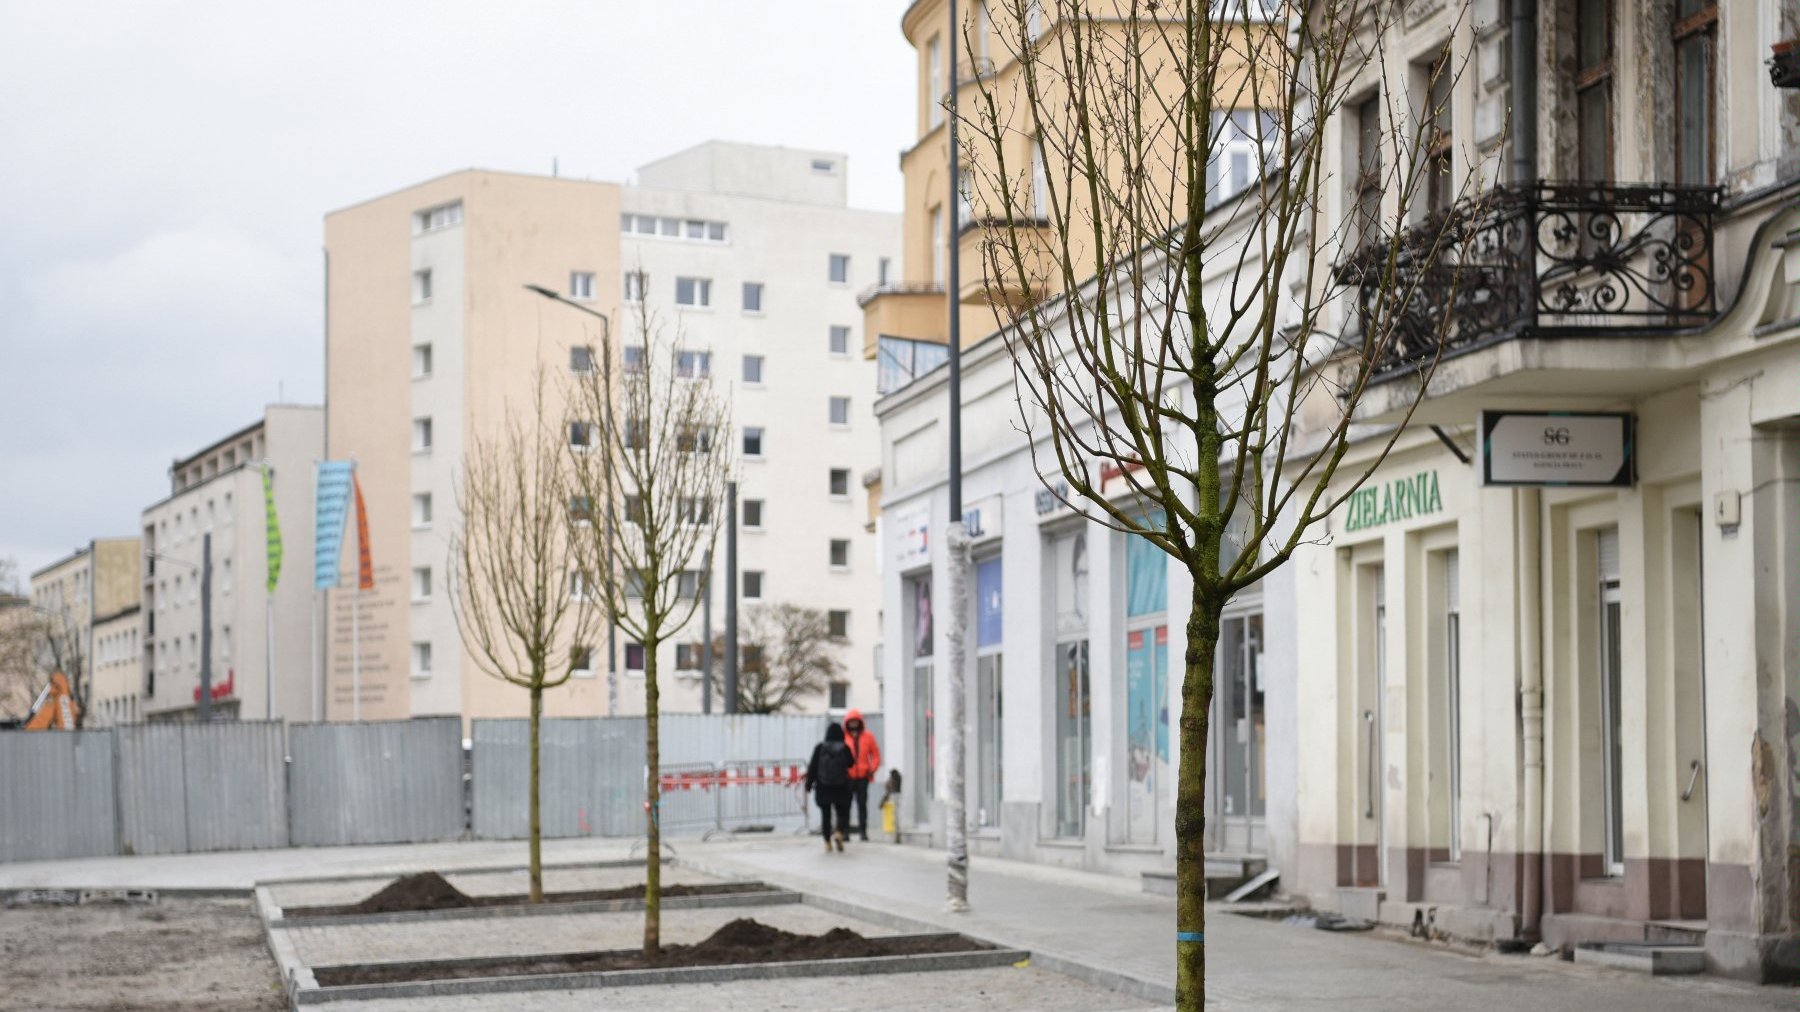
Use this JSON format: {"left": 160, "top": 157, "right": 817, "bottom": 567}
{"left": 894, "top": 503, "right": 932, "bottom": 568}
{"left": 1481, "top": 411, "right": 1635, "bottom": 487}
{"left": 963, "top": 495, "right": 1004, "bottom": 544}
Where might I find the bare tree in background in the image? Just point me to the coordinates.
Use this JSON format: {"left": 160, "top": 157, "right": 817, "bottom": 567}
{"left": 706, "top": 603, "right": 845, "bottom": 715}
{"left": 0, "top": 558, "right": 38, "bottom": 721}
{"left": 449, "top": 375, "right": 603, "bottom": 903}
{"left": 962, "top": 2, "right": 1482, "bottom": 1006}
{"left": 568, "top": 300, "right": 730, "bottom": 958}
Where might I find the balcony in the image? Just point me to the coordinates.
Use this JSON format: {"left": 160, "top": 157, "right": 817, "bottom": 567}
{"left": 1341, "top": 181, "right": 1723, "bottom": 379}
{"left": 959, "top": 218, "right": 1057, "bottom": 306}
{"left": 858, "top": 282, "right": 946, "bottom": 357}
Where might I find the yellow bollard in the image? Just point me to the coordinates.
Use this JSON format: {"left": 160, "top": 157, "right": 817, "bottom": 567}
{"left": 881, "top": 799, "right": 896, "bottom": 837}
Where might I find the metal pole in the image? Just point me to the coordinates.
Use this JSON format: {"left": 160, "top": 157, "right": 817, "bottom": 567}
{"left": 199, "top": 533, "right": 213, "bottom": 722}
{"left": 701, "top": 548, "right": 714, "bottom": 715}
{"left": 724, "top": 481, "right": 739, "bottom": 714}
{"left": 943, "top": 0, "right": 971, "bottom": 914}
{"left": 1510, "top": 0, "right": 1538, "bottom": 186}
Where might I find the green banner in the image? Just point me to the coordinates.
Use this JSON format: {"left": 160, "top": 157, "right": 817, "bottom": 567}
{"left": 263, "top": 466, "right": 283, "bottom": 592}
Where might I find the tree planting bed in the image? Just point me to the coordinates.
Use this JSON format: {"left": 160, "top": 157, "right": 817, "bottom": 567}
{"left": 274, "top": 872, "right": 793, "bottom": 926}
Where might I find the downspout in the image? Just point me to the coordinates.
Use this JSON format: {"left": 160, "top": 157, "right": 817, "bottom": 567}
{"left": 1518, "top": 488, "right": 1545, "bottom": 941}
{"left": 1510, "top": 0, "right": 1538, "bottom": 186}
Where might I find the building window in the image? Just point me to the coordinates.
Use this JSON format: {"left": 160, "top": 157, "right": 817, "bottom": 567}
{"left": 829, "top": 539, "right": 850, "bottom": 569}
{"left": 909, "top": 575, "right": 936, "bottom": 824}
{"left": 624, "top": 270, "right": 646, "bottom": 302}
{"left": 413, "top": 201, "right": 463, "bottom": 234}
{"left": 412, "top": 493, "right": 432, "bottom": 529}
{"left": 677, "top": 570, "right": 702, "bottom": 598}
{"left": 976, "top": 555, "right": 1004, "bottom": 827}
{"left": 412, "top": 269, "right": 433, "bottom": 305}
{"left": 829, "top": 396, "right": 851, "bottom": 427}
{"left": 676, "top": 643, "right": 702, "bottom": 670}
{"left": 742, "top": 354, "right": 764, "bottom": 385}
{"left": 570, "top": 496, "right": 594, "bottom": 526}
{"left": 829, "top": 681, "right": 849, "bottom": 708}
{"left": 1207, "top": 110, "right": 1277, "bottom": 204}
{"left": 675, "top": 350, "right": 712, "bottom": 379}
{"left": 571, "top": 570, "right": 594, "bottom": 601}
{"left": 742, "top": 282, "right": 764, "bottom": 312}
{"left": 570, "top": 345, "right": 595, "bottom": 374}
{"left": 742, "top": 498, "right": 764, "bottom": 529}
{"left": 623, "top": 345, "right": 645, "bottom": 375}
{"left": 1352, "top": 93, "right": 1383, "bottom": 247}
{"left": 412, "top": 344, "right": 433, "bottom": 378}
{"left": 1050, "top": 528, "right": 1089, "bottom": 837}
{"left": 571, "top": 645, "right": 594, "bottom": 677}
{"left": 828, "top": 609, "right": 849, "bottom": 639}
{"left": 569, "top": 421, "right": 593, "bottom": 449}
{"left": 679, "top": 497, "right": 711, "bottom": 525}
{"left": 878, "top": 257, "right": 892, "bottom": 284}
{"left": 1596, "top": 526, "right": 1624, "bottom": 876}
{"left": 676, "top": 425, "right": 714, "bottom": 452}
{"left": 931, "top": 205, "right": 946, "bottom": 285}
{"left": 1673, "top": 0, "right": 1717, "bottom": 186}
{"left": 623, "top": 494, "right": 645, "bottom": 525}
{"left": 1026, "top": 0, "right": 1044, "bottom": 40}
{"left": 828, "top": 254, "right": 851, "bottom": 285}
{"left": 811, "top": 158, "right": 837, "bottom": 174}
{"left": 1574, "top": 0, "right": 1613, "bottom": 182}
{"left": 829, "top": 325, "right": 852, "bottom": 356}
{"left": 412, "top": 417, "right": 433, "bottom": 453}
{"left": 1440, "top": 548, "right": 1462, "bottom": 860}
{"left": 411, "top": 566, "right": 432, "bottom": 602}
{"left": 743, "top": 427, "right": 765, "bottom": 458}
{"left": 829, "top": 468, "right": 850, "bottom": 497}
{"left": 928, "top": 35, "right": 944, "bottom": 128}
{"left": 675, "top": 276, "right": 712, "bottom": 307}
{"left": 412, "top": 641, "right": 432, "bottom": 677}
{"left": 570, "top": 271, "right": 595, "bottom": 301}
{"left": 1421, "top": 52, "right": 1453, "bottom": 215}
{"left": 1031, "top": 139, "right": 1049, "bottom": 215}
{"left": 744, "top": 570, "right": 764, "bottom": 599}
{"left": 625, "top": 642, "right": 645, "bottom": 672}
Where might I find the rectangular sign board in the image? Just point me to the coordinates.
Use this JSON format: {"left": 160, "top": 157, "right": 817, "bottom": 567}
{"left": 1481, "top": 411, "right": 1634, "bottom": 487}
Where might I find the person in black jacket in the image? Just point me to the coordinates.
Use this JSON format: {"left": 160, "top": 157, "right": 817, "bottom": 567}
{"left": 805, "top": 722, "right": 854, "bottom": 852}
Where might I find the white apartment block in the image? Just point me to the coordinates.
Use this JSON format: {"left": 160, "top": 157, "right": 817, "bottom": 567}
{"left": 325, "top": 142, "right": 900, "bottom": 722}
{"left": 140, "top": 405, "right": 322, "bottom": 722}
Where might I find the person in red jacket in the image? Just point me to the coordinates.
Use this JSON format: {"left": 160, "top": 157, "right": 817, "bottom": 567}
{"left": 843, "top": 708, "right": 881, "bottom": 841}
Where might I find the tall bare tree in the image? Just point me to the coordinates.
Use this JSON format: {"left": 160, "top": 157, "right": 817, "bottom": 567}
{"left": 449, "top": 375, "right": 603, "bottom": 903}
{"left": 568, "top": 300, "right": 731, "bottom": 957}
{"left": 0, "top": 558, "right": 38, "bottom": 721}
{"left": 962, "top": 2, "right": 1480, "bottom": 1006}
{"left": 706, "top": 603, "right": 845, "bottom": 715}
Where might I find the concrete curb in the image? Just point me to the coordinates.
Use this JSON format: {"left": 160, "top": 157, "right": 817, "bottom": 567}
{"left": 253, "top": 885, "right": 317, "bottom": 1011}
{"left": 270, "top": 888, "right": 800, "bottom": 928}
{"left": 293, "top": 942, "right": 1027, "bottom": 1005}
{"left": 679, "top": 851, "right": 1179, "bottom": 1005}
{"left": 255, "top": 857, "right": 646, "bottom": 889}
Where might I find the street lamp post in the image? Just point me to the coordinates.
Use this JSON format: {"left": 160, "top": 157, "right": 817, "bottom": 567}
{"left": 943, "top": 0, "right": 972, "bottom": 914}
{"left": 523, "top": 284, "right": 619, "bottom": 716}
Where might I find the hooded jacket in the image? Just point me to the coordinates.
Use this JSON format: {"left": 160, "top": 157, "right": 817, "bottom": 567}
{"left": 843, "top": 708, "right": 882, "bottom": 781}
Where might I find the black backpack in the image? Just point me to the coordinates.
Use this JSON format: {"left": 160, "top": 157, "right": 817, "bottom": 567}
{"left": 815, "top": 741, "right": 852, "bottom": 787}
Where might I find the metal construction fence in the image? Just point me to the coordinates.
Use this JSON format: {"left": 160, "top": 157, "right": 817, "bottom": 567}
{"left": 0, "top": 711, "right": 884, "bottom": 862}
{"left": 116, "top": 721, "right": 288, "bottom": 855}
{"left": 288, "top": 717, "right": 465, "bottom": 847}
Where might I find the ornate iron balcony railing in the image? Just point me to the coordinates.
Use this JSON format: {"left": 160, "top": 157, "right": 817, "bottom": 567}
{"left": 1340, "top": 181, "right": 1724, "bottom": 376}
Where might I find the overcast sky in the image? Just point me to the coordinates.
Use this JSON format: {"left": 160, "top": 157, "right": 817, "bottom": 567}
{"left": 0, "top": 1, "right": 915, "bottom": 581}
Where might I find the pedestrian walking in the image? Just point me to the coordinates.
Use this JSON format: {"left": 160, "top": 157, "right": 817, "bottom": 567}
{"left": 805, "top": 721, "right": 854, "bottom": 852}
{"left": 844, "top": 708, "right": 882, "bottom": 842}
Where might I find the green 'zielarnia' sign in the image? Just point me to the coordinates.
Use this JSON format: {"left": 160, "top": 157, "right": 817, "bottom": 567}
{"left": 1344, "top": 469, "right": 1442, "bottom": 532}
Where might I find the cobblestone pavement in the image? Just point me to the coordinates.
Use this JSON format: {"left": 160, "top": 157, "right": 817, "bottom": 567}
{"left": 279, "top": 902, "right": 901, "bottom": 968}
{"left": 324, "top": 965, "right": 1160, "bottom": 1011}
{"left": 266, "top": 863, "right": 724, "bottom": 908}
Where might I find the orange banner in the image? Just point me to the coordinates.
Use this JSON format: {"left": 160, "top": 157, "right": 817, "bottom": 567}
{"left": 353, "top": 471, "right": 374, "bottom": 591}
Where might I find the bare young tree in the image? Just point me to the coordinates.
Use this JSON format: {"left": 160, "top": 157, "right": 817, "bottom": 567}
{"left": 706, "top": 603, "right": 845, "bottom": 715}
{"left": 568, "top": 300, "right": 731, "bottom": 958}
{"left": 0, "top": 559, "right": 39, "bottom": 721}
{"left": 962, "top": 3, "right": 1481, "bottom": 1006}
{"left": 448, "top": 375, "right": 603, "bottom": 903}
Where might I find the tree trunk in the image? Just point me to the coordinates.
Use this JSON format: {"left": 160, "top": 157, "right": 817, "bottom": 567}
{"left": 1175, "top": 594, "right": 1219, "bottom": 1012}
{"left": 643, "top": 640, "right": 662, "bottom": 957}
{"left": 528, "top": 683, "right": 544, "bottom": 903}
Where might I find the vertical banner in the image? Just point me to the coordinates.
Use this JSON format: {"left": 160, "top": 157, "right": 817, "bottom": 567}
{"left": 353, "top": 472, "right": 374, "bottom": 591}
{"left": 262, "top": 466, "right": 283, "bottom": 592}
{"left": 314, "top": 461, "right": 355, "bottom": 589}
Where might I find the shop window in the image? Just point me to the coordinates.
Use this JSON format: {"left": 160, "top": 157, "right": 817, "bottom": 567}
{"left": 1050, "top": 528, "right": 1090, "bottom": 838}
{"left": 976, "top": 556, "right": 1004, "bottom": 829}
{"left": 909, "top": 574, "right": 936, "bottom": 826}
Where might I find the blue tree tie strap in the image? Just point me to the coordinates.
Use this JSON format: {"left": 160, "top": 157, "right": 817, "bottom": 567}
{"left": 1176, "top": 931, "right": 1204, "bottom": 943}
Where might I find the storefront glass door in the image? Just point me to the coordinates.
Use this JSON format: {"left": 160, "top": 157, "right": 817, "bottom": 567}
{"left": 1214, "top": 612, "right": 1266, "bottom": 852}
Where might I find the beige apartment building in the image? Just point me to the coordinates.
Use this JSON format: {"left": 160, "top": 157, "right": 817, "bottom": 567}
{"left": 29, "top": 536, "right": 141, "bottom": 726}
{"left": 140, "top": 405, "right": 323, "bottom": 723}
{"left": 325, "top": 143, "right": 900, "bottom": 723}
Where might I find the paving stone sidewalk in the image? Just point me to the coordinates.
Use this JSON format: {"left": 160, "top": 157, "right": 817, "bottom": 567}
{"left": 687, "top": 836, "right": 1798, "bottom": 1011}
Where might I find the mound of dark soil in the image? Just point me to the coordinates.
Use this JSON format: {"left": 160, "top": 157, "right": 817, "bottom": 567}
{"left": 285, "top": 877, "right": 768, "bottom": 919}
{"left": 313, "top": 918, "right": 994, "bottom": 986}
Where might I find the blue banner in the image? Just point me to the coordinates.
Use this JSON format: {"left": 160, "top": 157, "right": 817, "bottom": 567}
{"left": 976, "top": 557, "right": 1003, "bottom": 648}
{"left": 314, "top": 461, "right": 355, "bottom": 589}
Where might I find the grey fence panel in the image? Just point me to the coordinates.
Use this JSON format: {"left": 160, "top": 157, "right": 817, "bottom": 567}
{"left": 0, "top": 731, "right": 117, "bottom": 862}
{"left": 655, "top": 713, "right": 885, "bottom": 767}
{"left": 181, "top": 722, "right": 288, "bottom": 852}
{"left": 470, "top": 718, "right": 645, "bottom": 841}
{"left": 289, "top": 718, "right": 464, "bottom": 846}
{"left": 115, "top": 725, "right": 190, "bottom": 855}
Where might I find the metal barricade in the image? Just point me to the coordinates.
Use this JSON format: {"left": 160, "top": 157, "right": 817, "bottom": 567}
{"left": 646, "top": 757, "right": 810, "bottom": 842}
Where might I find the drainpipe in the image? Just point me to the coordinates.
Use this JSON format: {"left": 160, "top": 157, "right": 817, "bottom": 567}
{"left": 1510, "top": 0, "right": 1538, "bottom": 186}
{"left": 1518, "top": 488, "right": 1545, "bottom": 940}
